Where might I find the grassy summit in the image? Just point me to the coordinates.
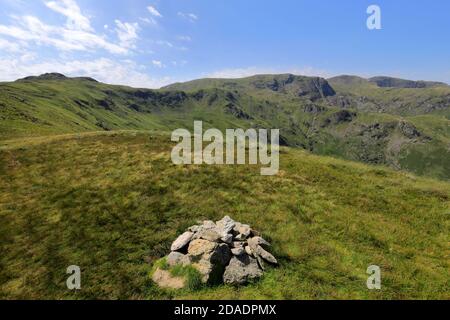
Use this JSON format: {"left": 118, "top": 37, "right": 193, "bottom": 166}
{"left": 0, "top": 131, "right": 448, "bottom": 299}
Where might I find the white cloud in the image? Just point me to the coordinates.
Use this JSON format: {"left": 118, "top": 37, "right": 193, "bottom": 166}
{"left": 0, "top": 57, "right": 173, "bottom": 88}
{"left": 114, "top": 20, "right": 139, "bottom": 49}
{"left": 171, "top": 60, "right": 187, "bottom": 67}
{"left": 147, "top": 6, "right": 162, "bottom": 18}
{"left": 177, "top": 35, "right": 191, "bottom": 42}
{"left": 177, "top": 12, "right": 198, "bottom": 22}
{"left": 44, "top": 0, "right": 93, "bottom": 31}
{"left": 207, "top": 66, "right": 333, "bottom": 79}
{"left": 151, "top": 60, "right": 164, "bottom": 68}
{"left": 139, "top": 17, "right": 156, "bottom": 25}
{"left": 0, "top": 3, "right": 130, "bottom": 54}
{"left": 0, "top": 37, "right": 23, "bottom": 52}
{"left": 155, "top": 40, "right": 173, "bottom": 48}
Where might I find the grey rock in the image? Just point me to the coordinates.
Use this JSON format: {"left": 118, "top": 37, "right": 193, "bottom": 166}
{"left": 231, "top": 247, "right": 245, "bottom": 256}
{"left": 254, "top": 246, "right": 278, "bottom": 265}
{"left": 248, "top": 236, "right": 271, "bottom": 248}
{"left": 171, "top": 231, "right": 194, "bottom": 252}
{"left": 216, "top": 215, "right": 236, "bottom": 235}
{"left": 234, "top": 233, "right": 248, "bottom": 241}
{"left": 232, "top": 241, "right": 245, "bottom": 248}
{"left": 202, "top": 220, "right": 217, "bottom": 229}
{"left": 256, "top": 255, "right": 266, "bottom": 271}
{"left": 193, "top": 229, "right": 222, "bottom": 242}
{"left": 188, "top": 225, "right": 200, "bottom": 233}
{"left": 167, "top": 251, "right": 191, "bottom": 267}
{"left": 223, "top": 254, "right": 263, "bottom": 285}
{"left": 233, "top": 223, "right": 251, "bottom": 239}
{"left": 188, "top": 239, "right": 231, "bottom": 284}
{"left": 244, "top": 245, "right": 253, "bottom": 257}
{"left": 188, "top": 239, "right": 217, "bottom": 258}
{"left": 220, "top": 233, "right": 233, "bottom": 244}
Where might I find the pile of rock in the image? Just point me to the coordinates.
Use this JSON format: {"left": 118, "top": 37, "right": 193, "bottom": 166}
{"left": 153, "top": 216, "right": 277, "bottom": 288}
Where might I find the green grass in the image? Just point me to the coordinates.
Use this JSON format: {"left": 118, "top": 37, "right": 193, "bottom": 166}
{"left": 0, "top": 131, "right": 448, "bottom": 299}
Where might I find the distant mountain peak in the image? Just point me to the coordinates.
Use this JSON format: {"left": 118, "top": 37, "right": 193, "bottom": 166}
{"left": 368, "top": 76, "right": 447, "bottom": 88}
{"left": 17, "top": 73, "right": 98, "bottom": 83}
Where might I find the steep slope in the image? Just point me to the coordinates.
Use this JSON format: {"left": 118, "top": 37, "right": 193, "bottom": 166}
{"left": 164, "top": 74, "right": 336, "bottom": 101}
{"left": 0, "top": 131, "right": 448, "bottom": 299}
{"left": 329, "top": 75, "right": 450, "bottom": 117}
{"left": 1, "top": 74, "right": 449, "bottom": 180}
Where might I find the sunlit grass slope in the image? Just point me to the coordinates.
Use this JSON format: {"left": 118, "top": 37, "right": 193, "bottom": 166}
{"left": 0, "top": 131, "right": 448, "bottom": 299}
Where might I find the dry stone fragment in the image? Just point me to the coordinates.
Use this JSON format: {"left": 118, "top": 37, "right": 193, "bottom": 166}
{"left": 194, "top": 229, "right": 222, "bottom": 242}
{"left": 244, "top": 245, "right": 253, "bottom": 257}
{"left": 223, "top": 254, "right": 263, "bottom": 285}
{"left": 232, "top": 241, "right": 245, "bottom": 248}
{"left": 188, "top": 239, "right": 217, "bottom": 258}
{"left": 248, "top": 236, "right": 271, "bottom": 248}
{"left": 188, "top": 240, "right": 231, "bottom": 284}
{"left": 254, "top": 245, "right": 278, "bottom": 265}
{"left": 171, "top": 231, "right": 194, "bottom": 252}
{"left": 220, "top": 233, "right": 233, "bottom": 244}
{"left": 233, "top": 223, "right": 251, "bottom": 240}
{"left": 231, "top": 247, "right": 245, "bottom": 256}
{"left": 216, "top": 216, "right": 236, "bottom": 234}
{"left": 167, "top": 251, "right": 191, "bottom": 267}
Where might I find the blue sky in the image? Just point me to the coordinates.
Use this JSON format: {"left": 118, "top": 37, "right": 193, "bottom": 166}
{"left": 0, "top": 0, "right": 449, "bottom": 88}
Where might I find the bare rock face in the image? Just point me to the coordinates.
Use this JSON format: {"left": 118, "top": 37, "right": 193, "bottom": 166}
{"left": 153, "top": 216, "right": 278, "bottom": 288}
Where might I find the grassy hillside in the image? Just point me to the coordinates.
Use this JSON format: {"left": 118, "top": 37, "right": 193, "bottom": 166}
{"left": 1, "top": 74, "right": 449, "bottom": 180}
{"left": 0, "top": 131, "right": 449, "bottom": 299}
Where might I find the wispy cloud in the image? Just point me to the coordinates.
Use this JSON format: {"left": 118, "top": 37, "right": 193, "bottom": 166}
{"left": 0, "top": 37, "right": 23, "bottom": 53}
{"left": 44, "top": 0, "right": 93, "bottom": 31}
{"left": 139, "top": 17, "right": 157, "bottom": 25}
{"left": 155, "top": 40, "right": 173, "bottom": 48}
{"left": 177, "top": 12, "right": 198, "bottom": 22}
{"left": 147, "top": 5, "right": 162, "bottom": 18}
{"left": 114, "top": 20, "right": 139, "bottom": 49}
{"left": 177, "top": 35, "right": 191, "bottom": 42}
{"left": 151, "top": 60, "right": 164, "bottom": 68}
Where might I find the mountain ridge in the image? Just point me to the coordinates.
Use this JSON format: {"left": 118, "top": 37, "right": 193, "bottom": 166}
{"left": 1, "top": 73, "right": 449, "bottom": 180}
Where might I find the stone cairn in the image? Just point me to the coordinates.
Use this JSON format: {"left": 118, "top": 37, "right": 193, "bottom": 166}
{"left": 153, "top": 216, "right": 278, "bottom": 288}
